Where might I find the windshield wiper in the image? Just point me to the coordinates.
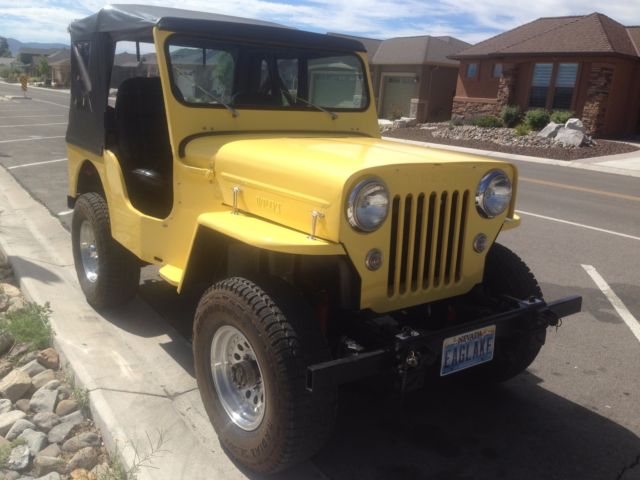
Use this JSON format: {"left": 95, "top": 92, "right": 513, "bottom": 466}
{"left": 281, "top": 88, "right": 337, "bottom": 120}
{"left": 173, "top": 66, "right": 239, "bottom": 117}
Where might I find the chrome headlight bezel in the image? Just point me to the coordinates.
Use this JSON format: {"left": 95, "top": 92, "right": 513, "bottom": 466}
{"left": 476, "top": 169, "right": 512, "bottom": 218}
{"left": 346, "top": 177, "right": 390, "bottom": 232}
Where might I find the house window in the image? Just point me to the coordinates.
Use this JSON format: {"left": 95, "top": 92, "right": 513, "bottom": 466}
{"left": 552, "top": 63, "right": 578, "bottom": 110}
{"left": 528, "top": 63, "right": 553, "bottom": 108}
{"left": 492, "top": 63, "right": 503, "bottom": 78}
{"left": 466, "top": 63, "right": 478, "bottom": 78}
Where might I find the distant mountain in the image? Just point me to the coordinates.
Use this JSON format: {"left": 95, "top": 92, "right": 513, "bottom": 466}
{"left": 6, "top": 38, "right": 69, "bottom": 56}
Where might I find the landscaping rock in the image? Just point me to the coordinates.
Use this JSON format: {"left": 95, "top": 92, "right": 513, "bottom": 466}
{"left": 537, "top": 122, "right": 562, "bottom": 139}
{"left": 20, "top": 360, "right": 46, "bottom": 378}
{"left": 0, "top": 399, "right": 12, "bottom": 415}
{"left": 17, "top": 352, "right": 38, "bottom": 367}
{"left": 32, "top": 413, "right": 59, "bottom": 433}
{"left": 54, "top": 400, "right": 77, "bottom": 417}
{"left": 35, "top": 473, "right": 61, "bottom": 480}
{"left": 1, "top": 470, "right": 19, "bottom": 480}
{"left": 6, "top": 445, "right": 30, "bottom": 471}
{"left": 30, "top": 387, "right": 58, "bottom": 414}
{"left": 399, "top": 116, "right": 417, "bottom": 127}
{"left": 0, "top": 293, "right": 9, "bottom": 312}
{"left": 7, "top": 343, "right": 29, "bottom": 361}
{"left": 67, "top": 447, "right": 99, "bottom": 472}
{"left": 15, "top": 400, "right": 30, "bottom": 413}
{"left": 18, "top": 429, "right": 47, "bottom": 455}
{"left": 0, "top": 435, "right": 9, "bottom": 447}
{"left": 0, "top": 370, "right": 32, "bottom": 402}
{"left": 62, "top": 433, "right": 101, "bottom": 453}
{"left": 36, "top": 350, "right": 59, "bottom": 371}
{"left": 6, "top": 419, "right": 35, "bottom": 440}
{"left": 565, "top": 118, "right": 585, "bottom": 133}
{"left": 555, "top": 127, "right": 585, "bottom": 147}
{"left": 47, "top": 411, "right": 83, "bottom": 444}
{"left": 31, "top": 371, "right": 55, "bottom": 391}
{"left": 0, "top": 333, "right": 15, "bottom": 356}
{"left": 0, "top": 284, "right": 20, "bottom": 299}
{"left": 90, "top": 463, "right": 109, "bottom": 478}
{"left": 36, "top": 443, "right": 61, "bottom": 459}
{"left": 392, "top": 119, "right": 408, "bottom": 129}
{"left": 32, "top": 456, "right": 66, "bottom": 477}
{"left": 0, "top": 360, "right": 14, "bottom": 379}
{"left": 0, "top": 411, "right": 27, "bottom": 436}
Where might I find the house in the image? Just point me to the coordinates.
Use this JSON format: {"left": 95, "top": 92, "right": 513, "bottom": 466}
{"left": 450, "top": 13, "right": 640, "bottom": 136}
{"left": 47, "top": 49, "right": 71, "bottom": 87}
{"left": 17, "top": 47, "right": 60, "bottom": 75}
{"left": 330, "top": 33, "right": 470, "bottom": 122}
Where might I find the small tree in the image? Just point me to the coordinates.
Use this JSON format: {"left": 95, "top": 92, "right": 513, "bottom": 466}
{"left": 36, "top": 56, "right": 49, "bottom": 79}
{"left": 0, "top": 37, "right": 11, "bottom": 58}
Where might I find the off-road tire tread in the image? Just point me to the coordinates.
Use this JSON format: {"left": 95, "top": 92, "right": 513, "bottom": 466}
{"left": 193, "top": 276, "right": 337, "bottom": 474}
{"left": 72, "top": 193, "right": 140, "bottom": 309}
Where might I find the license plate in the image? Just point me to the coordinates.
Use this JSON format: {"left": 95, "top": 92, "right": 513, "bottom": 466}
{"left": 440, "top": 325, "right": 496, "bottom": 376}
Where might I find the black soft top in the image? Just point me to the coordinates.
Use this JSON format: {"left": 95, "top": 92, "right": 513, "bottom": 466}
{"left": 69, "top": 4, "right": 365, "bottom": 52}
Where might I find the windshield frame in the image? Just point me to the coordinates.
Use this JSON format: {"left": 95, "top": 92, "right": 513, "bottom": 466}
{"left": 164, "top": 33, "right": 371, "bottom": 113}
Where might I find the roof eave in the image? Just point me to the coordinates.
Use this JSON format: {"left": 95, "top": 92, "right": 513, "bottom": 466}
{"left": 449, "top": 51, "right": 640, "bottom": 61}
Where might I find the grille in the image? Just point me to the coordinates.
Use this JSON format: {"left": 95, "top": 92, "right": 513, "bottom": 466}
{"left": 387, "top": 190, "right": 469, "bottom": 297}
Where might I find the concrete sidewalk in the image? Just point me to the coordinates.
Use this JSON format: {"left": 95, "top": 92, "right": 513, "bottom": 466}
{"left": 383, "top": 136, "right": 640, "bottom": 178}
{"left": 0, "top": 167, "right": 323, "bottom": 479}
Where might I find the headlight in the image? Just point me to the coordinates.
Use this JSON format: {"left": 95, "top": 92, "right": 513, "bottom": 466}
{"left": 476, "top": 170, "right": 512, "bottom": 218}
{"left": 346, "top": 178, "right": 389, "bottom": 232}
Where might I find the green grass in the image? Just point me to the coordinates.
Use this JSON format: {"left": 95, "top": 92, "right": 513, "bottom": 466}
{"left": 1, "top": 302, "right": 52, "bottom": 351}
{"left": 0, "top": 438, "right": 27, "bottom": 469}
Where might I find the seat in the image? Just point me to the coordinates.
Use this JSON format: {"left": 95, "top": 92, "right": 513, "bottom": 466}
{"left": 114, "top": 77, "right": 173, "bottom": 217}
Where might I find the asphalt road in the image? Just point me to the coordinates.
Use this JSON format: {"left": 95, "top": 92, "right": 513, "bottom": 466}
{"left": 1, "top": 81, "right": 639, "bottom": 480}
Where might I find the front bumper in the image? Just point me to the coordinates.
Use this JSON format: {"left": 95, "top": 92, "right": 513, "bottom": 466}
{"left": 307, "top": 294, "right": 582, "bottom": 392}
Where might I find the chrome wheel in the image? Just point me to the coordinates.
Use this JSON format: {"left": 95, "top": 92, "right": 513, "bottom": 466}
{"left": 79, "top": 220, "right": 99, "bottom": 283}
{"left": 211, "top": 325, "right": 265, "bottom": 431}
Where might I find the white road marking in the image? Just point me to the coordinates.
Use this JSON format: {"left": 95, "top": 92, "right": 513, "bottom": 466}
{"left": 57, "top": 210, "right": 73, "bottom": 216}
{"left": 32, "top": 98, "right": 69, "bottom": 109}
{"left": 516, "top": 210, "right": 640, "bottom": 242}
{"left": 0, "top": 135, "right": 65, "bottom": 144}
{"left": 8, "top": 158, "right": 67, "bottom": 170}
{"left": 0, "top": 122, "right": 67, "bottom": 128}
{"left": 582, "top": 264, "right": 640, "bottom": 344}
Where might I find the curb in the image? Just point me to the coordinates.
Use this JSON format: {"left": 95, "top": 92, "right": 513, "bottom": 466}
{"left": 382, "top": 136, "right": 640, "bottom": 178}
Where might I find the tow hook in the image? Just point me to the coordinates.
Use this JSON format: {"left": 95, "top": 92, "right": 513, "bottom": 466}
{"left": 405, "top": 350, "right": 420, "bottom": 368}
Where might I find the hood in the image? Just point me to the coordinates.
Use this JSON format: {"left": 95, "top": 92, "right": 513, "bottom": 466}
{"left": 185, "top": 134, "right": 513, "bottom": 242}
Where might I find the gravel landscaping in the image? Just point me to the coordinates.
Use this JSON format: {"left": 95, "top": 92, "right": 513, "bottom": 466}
{"left": 384, "top": 123, "right": 639, "bottom": 160}
{"left": 0, "top": 257, "right": 115, "bottom": 480}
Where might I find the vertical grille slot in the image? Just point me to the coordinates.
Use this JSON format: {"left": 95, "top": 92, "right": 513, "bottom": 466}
{"left": 387, "top": 189, "right": 469, "bottom": 296}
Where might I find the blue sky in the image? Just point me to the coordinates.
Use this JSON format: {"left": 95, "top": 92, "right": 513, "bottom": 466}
{"left": 1, "top": 0, "right": 639, "bottom": 45}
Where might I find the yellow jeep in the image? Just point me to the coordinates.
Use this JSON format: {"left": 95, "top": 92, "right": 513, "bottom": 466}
{"left": 66, "top": 5, "right": 581, "bottom": 473}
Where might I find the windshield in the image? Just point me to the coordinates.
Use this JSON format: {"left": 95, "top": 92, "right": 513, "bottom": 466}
{"left": 166, "top": 36, "right": 369, "bottom": 112}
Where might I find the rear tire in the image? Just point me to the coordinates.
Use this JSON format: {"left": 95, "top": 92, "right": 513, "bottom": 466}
{"left": 193, "top": 276, "right": 337, "bottom": 474}
{"left": 476, "top": 243, "right": 546, "bottom": 382}
{"left": 72, "top": 193, "right": 140, "bottom": 309}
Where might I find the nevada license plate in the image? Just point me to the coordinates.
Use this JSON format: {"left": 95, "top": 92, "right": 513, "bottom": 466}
{"left": 440, "top": 325, "right": 496, "bottom": 376}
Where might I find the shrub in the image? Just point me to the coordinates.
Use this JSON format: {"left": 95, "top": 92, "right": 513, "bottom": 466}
{"left": 449, "top": 114, "right": 464, "bottom": 126}
{"left": 500, "top": 105, "right": 520, "bottom": 127}
{"left": 473, "top": 115, "right": 503, "bottom": 128}
{"left": 550, "top": 110, "right": 574, "bottom": 124}
{"left": 524, "top": 108, "right": 550, "bottom": 130}
{"left": 514, "top": 123, "right": 531, "bottom": 136}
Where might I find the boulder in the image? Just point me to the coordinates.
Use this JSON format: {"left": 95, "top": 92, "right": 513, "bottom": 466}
{"left": 20, "top": 359, "right": 46, "bottom": 378}
{"left": 0, "top": 332, "right": 14, "bottom": 356}
{"left": 0, "top": 369, "right": 31, "bottom": 403}
{"left": 32, "top": 456, "right": 67, "bottom": 477}
{"left": 5, "top": 444, "right": 30, "bottom": 471}
{"left": 62, "top": 432, "right": 101, "bottom": 453}
{"left": 55, "top": 399, "right": 78, "bottom": 417}
{"left": 32, "top": 370, "right": 55, "bottom": 390}
{"left": 6, "top": 418, "right": 34, "bottom": 440}
{"left": 0, "top": 411, "right": 27, "bottom": 436}
{"left": 47, "top": 411, "right": 84, "bottom": 444}
{"left": 18, "top": 428, "right": 47, "bottom": 455}
{"left": 565, "top": 118, "right": 585, "bottom": 133}
{"left": 37, "top": 349, "right": 60, "bottom": 371}
{"left": 537, "top": 122, "right": 562, "bottom": 139}
{"left": 555, "top": 127, "right": 585, "bottom": 147}
{"left": 33, "top": 412, "right": 60, "bottom": 432}
{"left": 30, "top": 386, "right": 59, "bottom": 414}
{"left": 67, "top": 447, "right": 99, "bottom": 472}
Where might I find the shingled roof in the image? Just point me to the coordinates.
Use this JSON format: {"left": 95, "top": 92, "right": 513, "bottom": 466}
{"left": 371, "top": 35, "right": 470, "bottom": 66}
{"left": 451, "top": 13, "right": 639, "bottom": 59}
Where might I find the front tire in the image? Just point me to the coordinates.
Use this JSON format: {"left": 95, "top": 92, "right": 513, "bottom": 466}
{"left": 479, "top": 243, "right": 546, "bottom": 382}
{"left": 71, "top": 193, "right": 140, "bottom": 309}
{"left": 193, "top": 277, "right": 337, "bottom": 474}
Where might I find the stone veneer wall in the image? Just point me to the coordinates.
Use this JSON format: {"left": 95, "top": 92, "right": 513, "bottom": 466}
{"left": 581, "top": 65, "right": 614, "bottom": 135}
{"left": 451, "top": 99, "right": 501, "bottom": 118}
